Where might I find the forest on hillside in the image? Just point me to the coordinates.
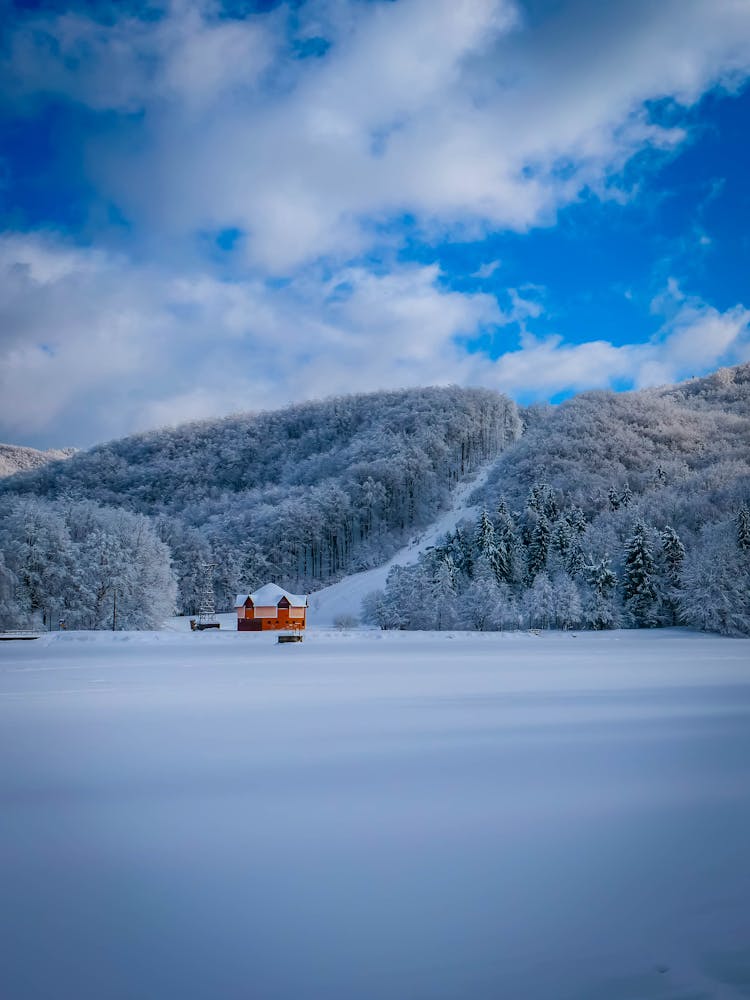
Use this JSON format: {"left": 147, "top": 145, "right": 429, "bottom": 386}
{"left": 0, "top": 387, "right": 519, "bottom": 623}
{"left": 367, "top": 365, "right": 750, "bottom": 636}
{"left": 0, "top": 444, "right": 75, "bottom": 479}
{"left": 1, "top": 368, "right": 748, "bottom": 634}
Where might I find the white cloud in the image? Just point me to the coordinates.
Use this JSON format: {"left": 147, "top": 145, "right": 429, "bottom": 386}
{"left": 0, "top": 234, "right": 498, "bottom": 445}
{"left": 3, "top": 2, "right": 277, "bottom": 113}
{"left": 473, "top": 260, "right": 502, "bottom": 280}
{"left": 4, "top": 0, "right": 750, "bottom": 271}
{"left": 1, "top": 235, "right": 747, "bottom": 447}
{"left": 484, "top": 290, "right": 750, "bottom": 398}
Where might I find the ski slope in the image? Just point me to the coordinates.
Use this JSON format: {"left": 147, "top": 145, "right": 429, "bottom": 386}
{"left": 308, "top": 460, "right": 493, "bottom": 626}
{"left": 1, "top": 628, "right": 749, "bottom": 1000}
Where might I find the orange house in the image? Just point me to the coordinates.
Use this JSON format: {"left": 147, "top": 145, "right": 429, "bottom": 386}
{"left": 235, "top": 584, "right": 308, "bottom": 632}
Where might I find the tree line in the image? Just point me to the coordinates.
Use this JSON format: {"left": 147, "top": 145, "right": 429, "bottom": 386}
{"left": 363, "top": 484, "right": 750, "bottom": 636}
{"left": 0, "top": 387, "right": 520, "bottom": 623}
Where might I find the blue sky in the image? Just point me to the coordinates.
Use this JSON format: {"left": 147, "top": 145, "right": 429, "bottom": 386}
{"left": 1, "top": 0, "right": 749, "bottom": 447}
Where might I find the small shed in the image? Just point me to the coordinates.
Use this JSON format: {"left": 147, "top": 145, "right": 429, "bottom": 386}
{"left": 235, "top": 584, "right": 308, "bottom": 632}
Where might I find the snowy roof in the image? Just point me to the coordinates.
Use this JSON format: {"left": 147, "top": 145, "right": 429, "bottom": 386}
{"left": 235, "top": 583, "right": 307, "bottom": 609}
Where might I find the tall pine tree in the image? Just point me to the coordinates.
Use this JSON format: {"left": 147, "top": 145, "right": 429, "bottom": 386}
{"left": 494, "top": 503, "right": 519, "bottom": 585}
{"left": 623, "top": 520, "right": 658, "bottom": 627}
{"left": 526, "top": 515, "right": 551, "bottom": 583}
{"left": 583, "top": 555, "right": 618, "bottom": 630}
{"left": 660, "top": 525, "right": 685, "bottom": 625}
{"left": 475, "top": 509, "right": 500, "bottom": 581}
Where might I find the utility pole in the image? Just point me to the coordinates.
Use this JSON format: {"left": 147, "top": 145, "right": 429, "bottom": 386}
{"left": 112, "top": 589, "right": 117, "bottom": 632}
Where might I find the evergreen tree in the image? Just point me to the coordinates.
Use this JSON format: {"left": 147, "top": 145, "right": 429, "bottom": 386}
{"left": 565, "top": 506, "right": 587, "bottom": 535}
{"left": 495, "top": 496, "right": 510, "bottom": 522}
{"left": 526, "top": 515, "right": 550, "bottom": 582}
{"left": 494, "top": 507, "right": 519, "bottom": 585}
{"left": 565, "top": 540, "right": 587, "bottom": 579}
{"left": 443, "top": 527, "right": 469, "bottom": 580}
{"left": 526, "top": 482, "right": 558, "bottom": 522}
{"left": 623, "top": 520, "right": 658, "bottom": 627}
{"left": 608, "top": 486, "right": 620, "bottom": 512}
{"left": 583, "top": 556, "right": 618, "bottom": 630}
{"left": 652, "top": 466, "right": 668, "bottom": 488}
{"left": 429, "top": 555, "right": 458, "bottom": 630}
{"left": 544, "top": 490, "right": 560, "bottom": 523}
{"left": 659, "top": 525, "right": 685, "bottom": 625}
{"left": 587, "top": 556, "right": 617, "bottom": 601}
{"left": 526, "top": 484, "right": 544, "bottom": 514}
{"left": 550, "top": 519, "right": 573, "bottom": 560}
{"left": 475, "top": 509, "right": 500, "bottom": 581}
{"left": 620, "top": 483, "right": 633, "bottom": 508}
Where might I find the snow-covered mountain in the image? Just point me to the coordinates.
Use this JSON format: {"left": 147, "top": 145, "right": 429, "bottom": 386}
{"left": 368, "top": 364, "right": 750, "bottom": 635}
{"left": 0, "top": 443, "right": 75, "bottom": 479}
{"left": 1, "top": 367, "right": 748, "bottom": 634}
{"left": 0, "top": 386, "right": 521, "bottom": 612}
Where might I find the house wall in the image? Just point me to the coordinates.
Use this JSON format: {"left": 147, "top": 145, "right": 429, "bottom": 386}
{"left": 237, "top": 614, "right": 306, "bottom": 631}
{"left": 235, "top": 597, "right": 307, "bottom": 631}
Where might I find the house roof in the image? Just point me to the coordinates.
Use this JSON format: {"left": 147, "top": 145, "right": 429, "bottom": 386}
{"left": 235, "top": 583, "right": 307, "bottom": 609}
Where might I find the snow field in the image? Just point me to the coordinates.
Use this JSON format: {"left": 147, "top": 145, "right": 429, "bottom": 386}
{"left": 1, "top": 628, "right": 749, "bottom": 999}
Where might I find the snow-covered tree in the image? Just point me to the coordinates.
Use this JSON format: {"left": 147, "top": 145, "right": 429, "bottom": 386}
{"left": 429, "top": 555, "right": 459, "bottom": 631}
{"left": 622, "top": 520, "right": 659, "bottom": 627}
{"left": 680, "top": 521, "right": 750, "bottom": 636}
{"left": 361, "top": 589, "right": 391, "bottom": 630}
{"left": 566, "top": 506, "right": 587, "bottom": 535}
{"left": 459, "top": 578, "right": 501, "bottom": 631}
{"left": 565, "top": 540, "right": 587, "bottom": 580}
{"left": 496, "top": 584, "right": 522, "bottom": 630}
{"left": 526, "top": 515, "right": 551, "bottom": 582}
{"left": 553, "top": 573, "right": 583, "bottom": 629}
{"left": 659, "top": 525, "right": 685, "bottom": 625}
{"left": 582, "top": 556, "right": 618, "bottom": 630}
{"left": 0, "top": 551, "right": 18, "bottom": 629}
{"left": 524, "top": 572, "right": 556, "bottom": 629}
{"left": 494, "top": 502, "right": 519, "bottom": 585}
{"left": 550, "top": 520, "right": 573, "bottom": 565}
{"left": 0, "top": 497, "right": 176, "bottom": 630}
{"left": 475, "top": 509, "right": 498, "bottom": 575}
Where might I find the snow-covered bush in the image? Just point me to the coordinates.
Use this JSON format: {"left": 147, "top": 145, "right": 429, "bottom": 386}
{"left": 0, "top": 497, "right": 177, "bottom": 629}
{"left": 679, "top": 521, "right": 750, "bottom": 636}
{"left": 333, "top": 613, "right": 359, "bottom": 630}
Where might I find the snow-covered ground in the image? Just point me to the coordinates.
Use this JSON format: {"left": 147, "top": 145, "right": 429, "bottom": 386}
{"left": 1, "top": 628, "right": 749, "bottom": 999}
{"left": 308, "top": 461, "right": 494, "bottom": 626}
